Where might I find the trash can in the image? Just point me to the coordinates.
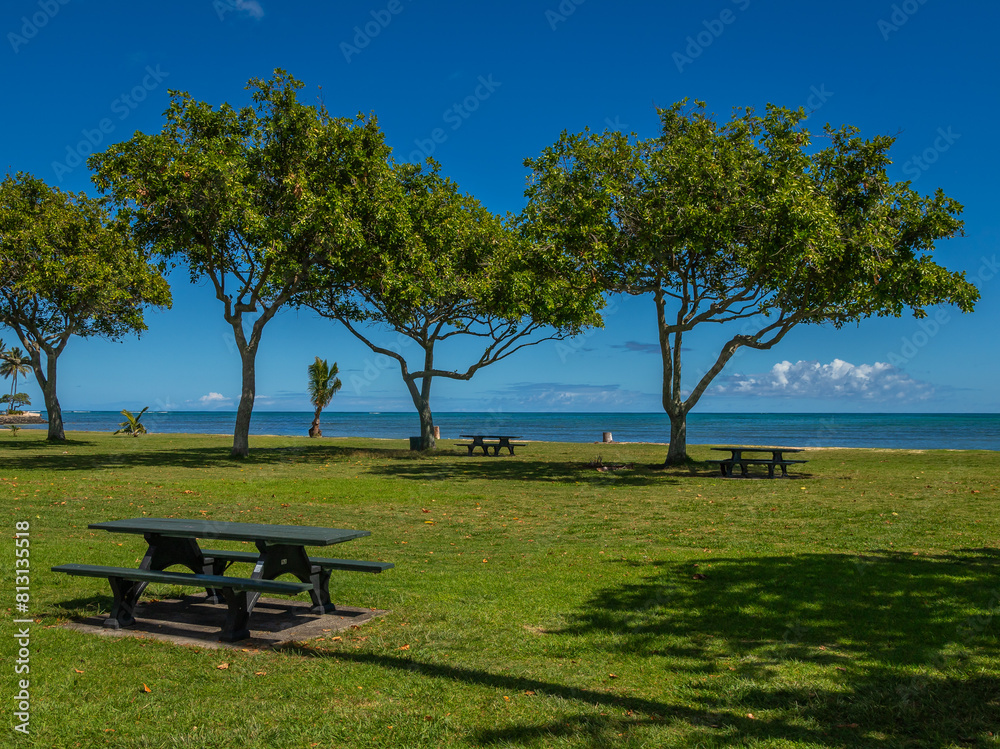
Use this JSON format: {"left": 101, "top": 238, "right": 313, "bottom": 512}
{"left": 409, "top": 436, "right": 422, "bottom": 450}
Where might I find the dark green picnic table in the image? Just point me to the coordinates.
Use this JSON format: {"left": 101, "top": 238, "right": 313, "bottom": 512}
{"left": 709, "top": 446, "right": 808, "bottom": 478}
{"left": 53, "top": 518, "right": 392, "bottom": 641}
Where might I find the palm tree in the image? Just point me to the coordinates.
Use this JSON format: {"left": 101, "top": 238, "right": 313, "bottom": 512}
{"left": 307, "top": 357, "right": 341, "bottom": 438}
{"left": 114, "top": 407, "right": 149, "bottom": 436}
{"left": 0, "top": 347, "right": 33, "bottom": 411}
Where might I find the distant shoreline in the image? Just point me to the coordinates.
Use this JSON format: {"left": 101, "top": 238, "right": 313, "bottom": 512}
{"left": 11, "top": 412, "right": 1000, "bottom": 451}
{"left": 1, "top": 428, "right": 984, "bottom": 452}
{"left": 0, "top": 413, "right": 45, "bottom": 425}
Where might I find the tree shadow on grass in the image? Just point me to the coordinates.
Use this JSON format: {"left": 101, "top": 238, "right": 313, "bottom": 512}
{"left": 0, "top": 437, "right": 98, "bottom": 450}
{"left": 0, "top": 442, "right": 419, "bottom": 472}
{"left": 545, "top": 549, "right": 1000, "bottom": 746}
{"left": 284, "top": 648, "right": 1000, "bottom": 747}
{"left": 368, "top": 457, "right": 688, "bottom": 487}
{"left": 290, "top": 549, "right": 999, "bottom": 747}
{"left": 560, "top": 550, "right": 1000, "bottom": 663}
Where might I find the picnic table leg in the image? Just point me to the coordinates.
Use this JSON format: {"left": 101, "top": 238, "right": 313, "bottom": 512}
{"left": 140, "top": 533, "right": 222, "bottom": 603}
{"left": 104, "top": 575, "right": 142, "bottom": 629}
{"left": 219, "top": 586, "right": 252, "bottom": 642}
{"left": 252, "top": 542, "right": 333, "bottom": 614}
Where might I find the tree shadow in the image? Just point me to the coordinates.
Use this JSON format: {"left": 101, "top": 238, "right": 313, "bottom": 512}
{"left": 282, "top": 648, "right": 1000, "bottom": 747}
{"left": 0, "top": 442, "right": 419, "bottom": 472}
{"left": 0, "top": 437, "right": 98, "bottom": 450}
{"left": 558, "top": 550, "right": 1000, "bottom": 665}
{"left": 368, "top": 456, "right": 687, "bottom": 487}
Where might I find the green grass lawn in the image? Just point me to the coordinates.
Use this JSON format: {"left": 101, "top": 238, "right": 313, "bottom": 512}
{"left": 3, "top": 430, "right": 999, "bottom": 748}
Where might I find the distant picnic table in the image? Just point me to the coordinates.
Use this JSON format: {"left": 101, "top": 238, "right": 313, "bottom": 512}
{"left": 709, "top": 446, "right": 807, "bottom": 478}
{"left": 457, "top": 434, "right": 525, "bottom": 456}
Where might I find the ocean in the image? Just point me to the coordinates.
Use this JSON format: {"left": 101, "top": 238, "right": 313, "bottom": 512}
{"left": 17, "top": 411, "right": 1000, "bottom": 450}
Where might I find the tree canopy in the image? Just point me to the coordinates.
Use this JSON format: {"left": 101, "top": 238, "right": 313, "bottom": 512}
{"left": 306, "top": 161, "right": 604, "bottom": 449}
{"left": 522, "top": 102, "right": 979, "bottom": 462}
{"left": 90, "top": 69, "right": 408, "bottom": 457}
{"left": 0, "top": 172, "right": 170, "bottom": 440}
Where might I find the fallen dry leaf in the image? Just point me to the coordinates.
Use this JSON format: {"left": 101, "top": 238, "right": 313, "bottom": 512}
{"left": 331, "top": 636, "right": 342, "bottom": 641}
{"left": 398, "top": 644, "right": 410, "bottom": 650}
{"left": 254, "top": 671, "right": 267, "bottom": 676}
{"left": 217, "top": 663, "right": 229, "bottom": 670}
{"left": 141, "top": 683, "right": 151, "bottom": 693}
{"left": 73, "top": 669, "right": 84, "bottom": 674}
{"left": 693, "top": 573, "right": 708, "bottom": 580}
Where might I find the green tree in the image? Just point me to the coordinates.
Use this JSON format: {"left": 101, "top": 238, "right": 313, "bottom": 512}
{"left": 0, "top": 173, "right": 171, "bottom": 440}
{"left": 307, "top": 357, "right": 341, "bottom": 437}
{"left": 91, "top": 70, "right": 407, "bottom": 458}
{"left": 1, "top": 393, "right": 31, "bottom": 413}
{"left": 522, "top": 102, "right": 979, "bottom": 463}
{"left": 114, "top": 406, "right": 149, "bottom": 436}
{"left": 306, "top": 161, "right": 603, "bottom": 450}
{"left": 1, "top": 346, "right": 32, "bottom": 406}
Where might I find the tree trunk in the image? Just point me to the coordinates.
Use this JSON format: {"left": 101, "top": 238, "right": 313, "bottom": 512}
{"left": 309, "top": 407, "right": 322, "bottom": 438}
{"left": 232, "top": 347, "right": 256, "bottom": 458}
{"left": 417, "top": 401, "right": 435, "bottom": 450}
{"left": 27, "top": 348, "right": 65, "bottom": 441}
{"left": 402, "top": 376, "right": 436, "bottom": 450}
{"left": 665, "top": 409, "right": 688, "bottom": 465}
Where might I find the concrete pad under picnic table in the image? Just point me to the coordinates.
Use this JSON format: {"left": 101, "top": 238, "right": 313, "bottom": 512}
{"left": 60, "top": 595, "right": 389, "bottom": 649}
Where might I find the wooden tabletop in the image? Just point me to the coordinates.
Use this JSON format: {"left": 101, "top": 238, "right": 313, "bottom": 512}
{"left": 710, "top": 447, "right": 804, "bottom": 453}
{"left": 88, "top": 518, "right": 370, "bottom": 546}
{"left": 460, "top": 435, "right": 522, "bottom": 439}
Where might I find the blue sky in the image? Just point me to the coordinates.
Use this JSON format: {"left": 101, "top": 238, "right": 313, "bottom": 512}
{"left": 2, "top": 0, "right": 997, "bottom": 415}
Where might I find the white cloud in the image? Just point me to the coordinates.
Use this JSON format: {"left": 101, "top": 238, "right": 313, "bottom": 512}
{"left": 197, "top": 392, "right": 234, "bottom": 408}
{"left": 712, "top": 359, "right": 934, "bottom": 401}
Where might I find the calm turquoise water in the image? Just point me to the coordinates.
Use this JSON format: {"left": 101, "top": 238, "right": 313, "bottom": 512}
{"left": 23, "top": 411, "right": 1000, "bottom": 450}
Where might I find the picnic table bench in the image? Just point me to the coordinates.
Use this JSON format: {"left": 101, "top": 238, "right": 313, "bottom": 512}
{"left": 708, "top": 447, "right": 808, "bottom": 478}
{"left": 52, "top": 518, "right": 393, "bottom": 641}
{"left": 456, "top": 434, "right": 526, "bottom": 456}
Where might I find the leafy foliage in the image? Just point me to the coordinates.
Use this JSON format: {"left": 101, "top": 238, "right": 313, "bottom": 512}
{"left": 0, "top": 173, "right": 170, "bottom": 439}
{"left": 307, "top": 160, "right": 604, "bottom": 449}
{"left": 1, "top": 345, "right": 32, "bottom": 403}
{"left": 90, "top": 69, "right": 407, "bottom": 457}
{"left": 522, "top": 102, "right": 979, "bottom": 462}
{"left": 1, "top": 393, "right": 31, "bottom": 413}
{"left": 114, "top": 407, "right": 150, "bottom": 436}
